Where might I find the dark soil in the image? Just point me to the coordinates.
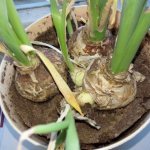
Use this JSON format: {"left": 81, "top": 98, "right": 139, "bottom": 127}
{"left": 9, "top": 27, "right": 150, "bottom": 149}
{"left": 10, "top": 82, "right": 62, "bottom": 127}
{"left": 35, "top": 27, "right": 59, "bottom": 47}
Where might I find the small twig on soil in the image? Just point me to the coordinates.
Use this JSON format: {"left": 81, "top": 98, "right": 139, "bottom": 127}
{"left": 60, "top": 100, "right": 101, "bottom": 130}
{"left": 74, "top": 112, "right": 101, "bottom": 130}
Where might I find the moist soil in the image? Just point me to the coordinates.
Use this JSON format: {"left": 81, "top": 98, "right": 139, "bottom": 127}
{"left": 9, "top": 28, "right": 150, "bottom": 149}
{"left": 35, "top": 27, "right": 59, "bottom": 47}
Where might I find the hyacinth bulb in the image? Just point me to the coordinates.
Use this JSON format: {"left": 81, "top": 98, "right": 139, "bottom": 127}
{"left": 77, "top": 57, "right": 145, "bottom": 109}
{"left": 68, "top": 27, "right": 114, "bottom": 58}
{"left": 15, "top": 49, "right": 67, "bottom": 102}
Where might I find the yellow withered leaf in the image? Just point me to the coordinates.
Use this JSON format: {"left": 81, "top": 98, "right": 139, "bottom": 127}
{"left": 36, "top": 50, "right": 83, "bottom": 115}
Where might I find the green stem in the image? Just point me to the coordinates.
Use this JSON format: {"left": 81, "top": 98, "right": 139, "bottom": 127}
{"left": 50, "top": 0, "right": 74, "bottom": 71}
{"left": 34, "top": 120, "right": 69, "bottom": 134}
{"left": 65, "top": 111, "right": 80, "bottom": 150}
{"left": 88, "top": 0, "right": 108, "bottom": 42}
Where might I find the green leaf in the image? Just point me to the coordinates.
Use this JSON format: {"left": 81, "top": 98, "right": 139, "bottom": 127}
{"left": 116, "top": 0, "right": 146, "bottom": 48}
{"left": 0, "top": 0, "right": 31, "bottom": 66}
{"left": 0, "top": 29, "right": 31, "bottom": 66}
{"left": 56, "top": 129, "right": 67, "bottom": 147}
{"left": 34, "top": 120, "right": 69, "bottom": 134}
{"left": 111, "top": 0, "right": 148, "bottom": 74}
{"left": 50, "top": 0, "right": 74, "bottom": 71}
{"left": 88, "top": 0, "right": 109, "bottom": 41}
{"left": 65, "top": 111, "right": 80, "bottom": 150}
{"left": 0, "top": 0, "right": 8, "bottom": 26}
{"left": 99, "top": 0, "right": 108, "bottom": 13}
{"left": 24, "top": 109, "right": 80, "bottom": 149}
{"left": 115, "top": 10, "right": 150, "bottom": 72}
{"left": 6, "top": 0, "right": 30, "bottom": 45}
{"left": 0, "top": 0, "right": 22, "bottom": 47}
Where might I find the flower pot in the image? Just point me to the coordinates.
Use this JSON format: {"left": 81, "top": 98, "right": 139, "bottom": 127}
{"left": 0, "top": 5, "right": 150, "bottom": 150}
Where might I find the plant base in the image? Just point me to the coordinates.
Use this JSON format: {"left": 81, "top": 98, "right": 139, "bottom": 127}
{"left": 15, "top": 47, "right": 67, "bottom": 102}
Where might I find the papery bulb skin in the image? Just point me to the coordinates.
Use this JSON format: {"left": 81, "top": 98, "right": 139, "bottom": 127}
{"left": 78, "top": 57, "right": 145, "bottom": 109}
{"left": 15, "top": 48, "right": 67, "bottom": 102}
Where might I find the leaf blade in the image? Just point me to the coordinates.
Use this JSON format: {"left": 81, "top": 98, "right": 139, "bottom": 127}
{"left": 65, "top": 111, "right": 80, "bottom": 150}
{"left": 36, "top": 50, "right": 83, "bottom": 115}
{"left": 6, "top": 0, "right": 30, "bottom": 45}
{"left": 111, "top": 0, "right": 147, "bottom": 73}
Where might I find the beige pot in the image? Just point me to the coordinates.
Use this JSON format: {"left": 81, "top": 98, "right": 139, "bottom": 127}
{"left": 0, "top": 5, "right": 150, "bottom": 150}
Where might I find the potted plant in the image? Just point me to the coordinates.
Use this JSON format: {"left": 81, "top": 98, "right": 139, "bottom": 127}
{"left": 1, "top": 0, "right": 150, "bottom": 150}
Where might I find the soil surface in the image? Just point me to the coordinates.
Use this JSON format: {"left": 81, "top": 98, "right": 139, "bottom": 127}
{"left": 9, "top": 28, "right": 150, "bottom": 149}
{"left": 35, "top": 27, "right": 59, "bottom": 47}
{"left": 10, "top": 83, "right": 62, "bottom": 127}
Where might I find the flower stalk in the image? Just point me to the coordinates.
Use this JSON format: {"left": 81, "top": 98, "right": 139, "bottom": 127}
{"left": 50, "top": 0, "right": 74, "bottom": 71}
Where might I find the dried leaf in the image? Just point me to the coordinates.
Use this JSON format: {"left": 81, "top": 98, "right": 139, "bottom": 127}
{"left": 36, "top": 50, "right": 83, "bottom": 115}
